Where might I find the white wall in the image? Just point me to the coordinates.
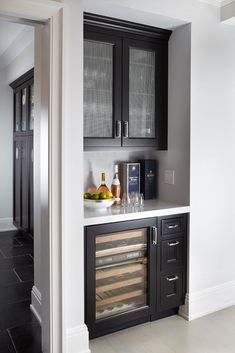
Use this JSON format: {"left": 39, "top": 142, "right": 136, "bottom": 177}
{"left": 0, "top": 31, "right": 34, "bottom": 227}
{"left": 83, "top": 0, "right": 235, "bottom": 322}
{"left": 156, "top": 24, "right": 191, "bottom": 205}
{"left": 0, "top": 84, "right": 13, "bottom": 220}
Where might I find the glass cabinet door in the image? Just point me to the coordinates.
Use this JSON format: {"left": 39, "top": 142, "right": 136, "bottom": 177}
{"left": 95, "top": 228, "right": 148, "bottom": 320}
{"left": 129, "top": 47, "right": 155, "bottom": 139}
{"left": 84, "top": 31, "right": 122, "bottom": 148}
{"left": 21, "top": 87, "right": 27, "bottom": 131}
{"left": 84, "top": 40, "right": 113, "bottom": 138}
{"left": 85, "top": 218, "right": 156, "bottom": 338}
{"left": 122, "top": 39, "right": 166, "bottom": 148}
{"left": 14, "top": 91, "right": 21, "bottom": 132}
{"left": 29, "top": 83, "right": 34, "bottom": 131}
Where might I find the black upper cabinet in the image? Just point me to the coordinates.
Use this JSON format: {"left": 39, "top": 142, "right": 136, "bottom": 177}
{"left": 84, "top": 30, "right": 122, "bottom": 147}
{"left": 84, "top": 13, "right": 171, "bottom": 150}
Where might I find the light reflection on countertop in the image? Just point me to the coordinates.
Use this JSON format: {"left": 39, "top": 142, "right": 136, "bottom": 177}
{"left": 84, "top": 199, "right": 190, "bottom": 226}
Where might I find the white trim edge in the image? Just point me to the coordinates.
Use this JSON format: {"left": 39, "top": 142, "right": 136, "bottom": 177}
{"left": 31, "top": 285, "right": 42, "bottom": 324}
{"left": 179, "top": 280, "right": 235, "bottom": 320}
{"left": 66, "top": 324, "right": 91, "bottom": 353}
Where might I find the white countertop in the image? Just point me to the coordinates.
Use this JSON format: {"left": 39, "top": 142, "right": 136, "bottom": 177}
{"left": 84, "top": 199, "right": 190, "bottom": 226}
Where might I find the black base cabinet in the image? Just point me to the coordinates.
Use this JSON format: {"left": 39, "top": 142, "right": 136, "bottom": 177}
{"left": 84, "top": 213, "right": 187, "bottom": 338}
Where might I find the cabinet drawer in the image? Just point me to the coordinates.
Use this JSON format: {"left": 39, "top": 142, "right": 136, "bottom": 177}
{"left": 160, "top": 271, "right": 184, "bottom": 309}
{"left": 161, "top": 237, "right": 184, "bottom": 271}
{"left": 161, "top": 216, "right": 185, "bottom": 236}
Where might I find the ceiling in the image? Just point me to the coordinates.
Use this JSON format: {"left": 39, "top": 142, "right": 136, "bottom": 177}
{"left": 0, "top": 20, "right": 34, "bottom": 69}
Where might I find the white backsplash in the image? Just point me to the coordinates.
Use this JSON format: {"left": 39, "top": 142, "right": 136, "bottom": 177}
{"left": 83, "top": 150, "right": 155, "bottom": 192}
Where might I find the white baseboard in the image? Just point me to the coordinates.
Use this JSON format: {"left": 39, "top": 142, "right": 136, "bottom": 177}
{"left": 0, "top": 218, "right": 16, "bottom": 232}
{"left": 67, "top": 324, "right": 90, "bottom": 353}
{"left": 179, "top": 280, "right": 235, "bottom": 321}
{"left": 30, "top": 285, "right": 42, "bottom": 324}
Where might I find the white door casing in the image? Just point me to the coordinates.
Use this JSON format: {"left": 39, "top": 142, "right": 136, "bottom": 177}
{"left": 0, "top": 1, "right": 88, "bottom": 352}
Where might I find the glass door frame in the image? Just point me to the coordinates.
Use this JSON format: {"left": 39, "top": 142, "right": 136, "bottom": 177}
{"left": 85, "top": 217, "right": 157, "bottom": 338}
{"left": 84, "top": 27, "right": 122, "bottom": 148}
{"left": 122, "top": 37, "right": 168, "bottom": 149}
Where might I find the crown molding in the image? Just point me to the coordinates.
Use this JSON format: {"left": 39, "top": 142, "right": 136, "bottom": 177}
{"left": 199, "top": 0, "right": 235, "bottom": 7}
{"left": 0, "top": 26, "right": 34, "bottom": 69}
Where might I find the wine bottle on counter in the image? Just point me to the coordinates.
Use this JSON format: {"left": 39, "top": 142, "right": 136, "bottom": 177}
{"left": 111, "top": 165, "right": 121, "bottom": 205}
{"left": 97, "top": 172, "right": 110, "bottom": 193}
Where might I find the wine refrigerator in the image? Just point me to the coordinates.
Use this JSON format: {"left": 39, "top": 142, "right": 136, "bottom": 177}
{"left": 85, "top": 218, "right": 157, "bottom": 338}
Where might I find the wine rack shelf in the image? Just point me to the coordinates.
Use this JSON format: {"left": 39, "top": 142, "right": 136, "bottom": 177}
{"left": 95, "top": 228, "right": 148, "bottom": 320}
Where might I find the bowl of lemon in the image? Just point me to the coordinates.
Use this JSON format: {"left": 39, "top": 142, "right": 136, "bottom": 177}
{"left": 84, "top": 191, "right": 115, "bottom": 210}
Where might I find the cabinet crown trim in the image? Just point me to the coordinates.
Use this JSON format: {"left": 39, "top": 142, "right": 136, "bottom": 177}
{"left": 84, "top": 12, "right": 172, "bottom": 40}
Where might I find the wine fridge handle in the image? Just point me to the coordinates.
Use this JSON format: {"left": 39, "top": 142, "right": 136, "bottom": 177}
{"left": 152, "top": 226, "right": 158, "bottom": 245}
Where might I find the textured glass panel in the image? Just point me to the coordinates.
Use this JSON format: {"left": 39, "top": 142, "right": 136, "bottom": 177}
{"left": 84, "top": 40, "right": 113, "bottom": 138}
{"left": 95, "top": 228, "right": 148, "bottom": 320}
{"left": 29, "top": 84, "right": 34, "bottom": 130}
{"left": 15, "top": 92, "right": 21, "bottom": 132}
{"left": 21, "top": 88, "right": 27, "bottom": 131}
{"left": 129, "top": 48, "right": 155, "bottom": 138}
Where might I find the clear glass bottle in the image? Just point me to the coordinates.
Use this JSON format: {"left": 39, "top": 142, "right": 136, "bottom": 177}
{"left": 111, "top": 165, "right": 121, "bottom": 205}
{"left": 97, "top": 172, "right": 110, "bottom": 193}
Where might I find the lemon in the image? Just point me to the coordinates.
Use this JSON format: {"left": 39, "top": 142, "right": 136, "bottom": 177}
{"left": 84, "top": 192, "right": 91, "bottom": 199}
{"left": 105, "top": 191, "right": 113, "bottom": 199}
{"left": 91, "top": 193, "right": 100, "bottom": 200}
{"left": 99, "top": 192, "right": 107, "bottom": 200}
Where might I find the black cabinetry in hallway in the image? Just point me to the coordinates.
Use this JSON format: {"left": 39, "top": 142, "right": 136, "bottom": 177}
{"left": 10, "top": 69, "right": 34, "bottom": 235}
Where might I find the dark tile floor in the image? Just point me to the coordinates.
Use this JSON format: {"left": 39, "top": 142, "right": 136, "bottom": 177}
{"left": 0, "top": 230, "right": 41, "bottom": 353}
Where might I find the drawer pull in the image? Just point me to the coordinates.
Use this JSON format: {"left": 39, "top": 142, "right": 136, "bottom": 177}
{"left": 166, "top": 275, "right": 179, "bottom": 282}
{"left": 168, "top": 241, "right": 180, "bottom": 247}
{"left": 168, "top": 224, "right": 179, "bottom": 229}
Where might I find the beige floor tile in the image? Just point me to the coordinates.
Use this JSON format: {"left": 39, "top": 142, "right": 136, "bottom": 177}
{"left": 90, "top": 306, "right": 235, "bottom": 353}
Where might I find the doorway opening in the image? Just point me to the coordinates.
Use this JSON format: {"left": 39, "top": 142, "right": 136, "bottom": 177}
{"left": 0, "top": 19, "right": 42, "bottom": 352}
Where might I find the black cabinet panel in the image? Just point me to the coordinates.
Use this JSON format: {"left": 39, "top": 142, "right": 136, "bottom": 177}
{"left": 21, "top": 139, "right": 30, "bottom": 230}
{"left": 13, "top": 140, "right": 21, "bottom": 228}
{"left": 160, "top": 271, "right": 184, "bottom": 310}
{"left": 160, "top": 215, "right": 186, "bottom": 237}
{"left": 161, "top": 237, "right": 184, "bottom": 272}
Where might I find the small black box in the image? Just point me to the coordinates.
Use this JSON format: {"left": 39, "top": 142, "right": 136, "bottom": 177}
{"left": 139, "top": 160, "right": 157, "bottom": 200}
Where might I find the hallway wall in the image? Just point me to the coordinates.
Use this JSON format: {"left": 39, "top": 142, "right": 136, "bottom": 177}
{"left": 0, "top": 84, "right": 13, "bottom": 221}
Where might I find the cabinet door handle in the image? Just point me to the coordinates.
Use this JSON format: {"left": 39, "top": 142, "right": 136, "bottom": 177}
{"left": 168, "top": 224, "right": 179, "bottom": 229}
{"left": 168, "top": 241, "right": 180, "bottom": 247}
{"left": 123, "top": 121, "right": 129, "bottom": 138}
{"left": 151, "top": 226, "right": 158, "bottom": 245}
{"left": 116, "top": 120, "right": 121, "bottom": 138}
{"left": 166, "top": 275, "right": 179, "bottom": 282}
